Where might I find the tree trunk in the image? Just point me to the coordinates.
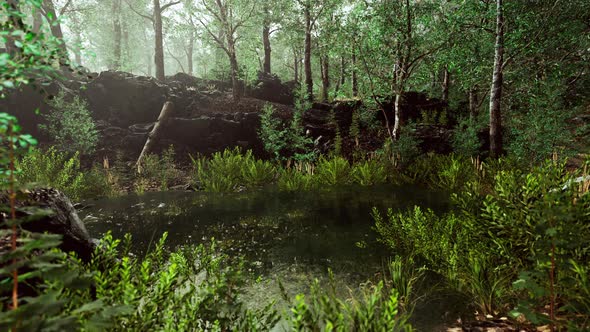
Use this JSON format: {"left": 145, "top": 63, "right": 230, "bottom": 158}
{"left": 489, "top": 0, "right": 504, "bottom": 158}
{"left": 351, "top": 46, "right": 358, "bottom": 97}
{"left": 186, "top": 30, "right": 194, "bottom": 76}
{"left": 442, "top": 67, "right": 450, "bottom": 102}
{"left": 469, "top": 87, "right": 479, "bottom": 119}
{"left": 123, "top": 29, "right": 129, "bottom": 65}
{"left": 321, "top": 55, "right": 330, "bottom": 101}
{"left": 73, "top": 30, "right": 82, "bottom": 66}
{"left": 32, "top": 7, "right": 43, "bottom": 33}
{"left": 112, "top": 0, "right": 122, "bottom": 70}
{"left": 5, "top": 0, "right": 24, "bottom": 57}
{"left": 262, "top": 8, "right": 272, "bottom": 74}
{"left": 147, "top": 52, "right": 153, "bottom": 76}
{"left": 392, "top": 93, "right": 403, "bottom": 140}
{"left": 153, "top": 0, "right": 165, "bottom": 81}
{"left": 304, "top": 6, "right": 313, "bottom": 101}
{"left": 228, "top": 51, "right": 242, "bottom": 100}
{"left": 137, "top": 101, "right": 175, "bottom": 173}
{"left": 293, "top": 48, "right": 299, "bottom": 83}
{"left": 335, "top": 55, "right": 345, "bottom": 94}
{"left": 42, "top": 0, "right": 68, "bottom": 59}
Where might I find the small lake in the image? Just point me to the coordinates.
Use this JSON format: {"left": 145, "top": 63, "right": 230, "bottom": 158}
{"left": 80, "top": 185, "right": 458, "bottom": 330}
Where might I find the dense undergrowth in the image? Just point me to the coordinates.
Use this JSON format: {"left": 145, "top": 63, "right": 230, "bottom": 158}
{"left": 373, "top": 158, "right": 590, "bottom": 330}
{"left": 14, "top": 144, "right": 516, "bottom": 199}
{"left": 9, "top": 138, "right": 590, "bottom": 330}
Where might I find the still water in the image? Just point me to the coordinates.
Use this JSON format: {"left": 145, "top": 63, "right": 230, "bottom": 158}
{"left": 80, "top": 185, "right": 457, "bottom": 330}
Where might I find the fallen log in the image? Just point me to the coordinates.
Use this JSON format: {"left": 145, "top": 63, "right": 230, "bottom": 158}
{"left": 0, "top": 188, "right": 98, "bottom": 262}
{"left": 136, "top": 101, "right": 174, "bottom": 174}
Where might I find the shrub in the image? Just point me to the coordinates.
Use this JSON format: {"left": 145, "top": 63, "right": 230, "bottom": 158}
{"left": 349, "top": 109, "right": 361, "bottom": 148}
{"left": 431, "top": 155, "right": 476, "bottom": 191}
{"left": 16, "top": 147, "right": 111, "bottom": 200}
{"left": 241, "top": 158, "right": 277, "bottom": 187}
{"left": 138, "top": 145, "right": 181, "bottom": 190}
{"left": 258, "top": 101, "right": 316, "bottom": 162}
{"left": 193, "top": 148, "right": 252, "bottom": 192}
{"left": 277, "top": 167, "right": 316, "bottom": 191}
{"left": 375, "top": 158, "right": 590, "bottom": 327}
{"left": 258, "top": 103, "right": 286, "bottom": 161}
{"left": 285, "top": 274, "right": 413, "bottom": 331}
{"left": 315, "top": 156, "right": 351, "bottom": 186}
{"left": 75, "top": 233, "right": 280, "bottom": 331}
{"left": 41, "top": 91, "right": 99, "bottom": 155}
{"left": 452, "top": 117, "right": 483, "bottom": 157}
{"left": 328, "top": 110, "right": 342, "bottom": 156}
{"left": 506, "top": 85, "right": 573, "bottom": 164}
{"left": 351, "top": 159, "right": 387, "bottom": 186}
{"left": 380, "top": 125, "right": 421, "bottom": 166}
{"left": 1, "top": 114, "right": 124, "bottom": 331}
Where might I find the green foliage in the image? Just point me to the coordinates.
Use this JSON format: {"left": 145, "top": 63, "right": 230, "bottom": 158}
{"left": 1, "top": 115, "right": 124, "bottom": 332}
{"left": 285, "top": 273, "right": 413, "bottom": 331}
{"left": 241, "top": 158, "right": 277, "bottom": 187}
{"left": 0, "top": 0, "right": 63, "bottom": 97}
{"left": 0, "top": 113, "right": 37, "bottom": 179}
{"left": 380, "top": 125, "right": 421, "bottom": 166}
{"left": 431, "top": 155, "right": 476, "bottom": 191}
{"left": 41, "top": 91, "right": 99, "bottom": 155}
{"left": 0, "top": 228, "right": 129, "bottom": 331}
{"left": 351, "top": 159, "right": 387, "bottom": 186}
{"left": 328, "top": 110, "right": 342, "bottom": 156}
{"left": 506, "top": 103, "right": 573, "bottom": 165}
{"left": 315, "top": 156, "right": 351, "bottom": 186}
{"left": 375, "top": 157, "right": 590, "bottom": 326}
{"left": 386, "top": 256, "right": 426, "bottom": 315}
{"left": 452, "top": 117, "right": 483, "bottom": 157}
{"left": 398, "top": 153, "right": 476, "bottom": 190}
{"left": 258, "top": 103, "right": 286, "bottom": 161}
{"left": 16, "top": 147, "right": 111, "bottom": 200}
{"left": 258, "top": 102, "right": 316, "bottom": 162}
{"left": 63, "top": 233, "right": 279, "bottom": 331}
{"left": 193, "top": 148, "right": 275, "bottom": 192}
{"left": 349, "top": 109, "right": 361, "bottom": 147}
{"left": 277, "top": 166, "right": 316, "bottom": 192}
{"left": 138, "top": 146, "right": 181, "bottom": 190}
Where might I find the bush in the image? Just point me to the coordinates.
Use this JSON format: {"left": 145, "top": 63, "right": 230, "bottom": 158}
{"left": 315, "top": 156, "right": 351, "bottom": 186}
{"left": 506, "top": 85, "right": 573, "bottom": 164}
{"left": 351, "top": 159, "right": 387, "bottom": 186}
{"left": 452, "top": 117, "right": 483, "bottom": 157}
{"left": 375, "top": 158, "right": 590, "bottom": 326}
{"left": 285, "top": 274, "right": 413, "bottom": 331}
{"left": 16, "top": 147, "right": 111, "bottom": 200}
{"left": 193, "top": 148, "right": 252, "bottom": 192}
{"left": 41, "top": 91, "right": 99, "bottom": 155}
{"left": 258, "top": 97, "right": 316, "bottom": 162}
{"left": 241, "top": 158, "right": 277, "bottom": 187}
{"left": 1, "top": 231, "right": 280, "bottom": 331}
{"left": 258, "top": 103, "right": 286, "bottom": 161}
{"left": 138, "top": 146, "right": 182, "bottom": 190}
{"left": 78, "top": 233, "right": 279, "bottom": 331}
{"left": 379, "top": 125, "right": 421, "bottom": 166}
{"left": 277, "top": 167, "right": 316, "bottom": 191}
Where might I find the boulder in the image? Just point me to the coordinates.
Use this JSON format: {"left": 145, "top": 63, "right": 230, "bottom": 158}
{"left": 246, "top": 71, "right": 296, "bottom": 105}
{"left": 82, "top": 71, "right": 167, "bottom": 127}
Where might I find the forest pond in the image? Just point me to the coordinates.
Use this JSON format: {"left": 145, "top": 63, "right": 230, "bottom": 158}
{"left": 80, "top": 185, "right": 458, "bottom": 330}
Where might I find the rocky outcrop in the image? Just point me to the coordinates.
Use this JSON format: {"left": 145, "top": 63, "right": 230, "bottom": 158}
{"left": 246, "top": 71, "right": 297, "bottom": 105}
{"left": 82, "top": 71, "right": 168, "bottom": 127}
{"left": 2, "top": 69, "right": 454, "bottom": 160}
{"left": 1, "top": 189, "right": 97, "bottom": 262}
{"left": 415, "top": 124, "right": 454, "bottom": 154}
